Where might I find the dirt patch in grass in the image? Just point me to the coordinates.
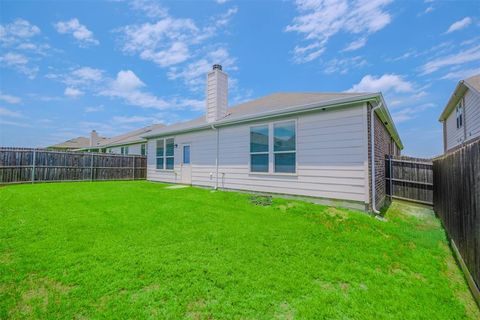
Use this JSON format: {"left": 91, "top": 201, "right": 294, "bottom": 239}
{"left": 185, "top": 298, "right": 212, "bottom": 320}
{"left": 250, "top": 195, "right": 273, "bottom": 206}
{"left": 10, "top": 276, "right": 74, "bottom": 318}
{"left": 274, "top": 301, "right": 295, "bottom": 320}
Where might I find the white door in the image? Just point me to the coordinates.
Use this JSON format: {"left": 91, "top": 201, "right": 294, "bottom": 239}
{"left": 181, "top": 144, "right": 191, "bottom": 184}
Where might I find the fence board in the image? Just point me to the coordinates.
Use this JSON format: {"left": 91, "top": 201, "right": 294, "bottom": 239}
{"left": 433, "top": 139, "right": 479, "bottom": 292}
{"left": 0, "top": 147, "right": 146, "bottom": 184}
{"left": 386, "top": 155, "right": 433, "bottom": 205}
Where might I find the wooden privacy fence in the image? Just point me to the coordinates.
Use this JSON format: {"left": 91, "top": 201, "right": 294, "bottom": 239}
{"left": 385, "top": 155, "right": 433, "bottom": 205}
{"left": 433, "top": 139, "right": 479, "bottom": 296}
{"left": 0, "top": 147, "right": 146, "bottom": 184}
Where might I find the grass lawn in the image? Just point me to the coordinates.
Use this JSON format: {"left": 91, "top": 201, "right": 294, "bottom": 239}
{"left": 0, "top": 181, "right": 478, "bottom": 319}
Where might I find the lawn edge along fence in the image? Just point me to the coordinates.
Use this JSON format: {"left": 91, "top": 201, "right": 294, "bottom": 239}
{"left": 0, "top": 147, "right": 146, "bottom": 184}
{"left": 433, "top": 139, "right": 480, "bottom": 306}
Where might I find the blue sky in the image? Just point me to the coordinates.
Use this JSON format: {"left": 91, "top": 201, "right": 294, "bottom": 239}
{"left": 0, "top": 0, "right": 479, "bottom": 157}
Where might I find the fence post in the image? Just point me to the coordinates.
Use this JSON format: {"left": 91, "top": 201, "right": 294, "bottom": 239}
{"left": 389, "top": 155, "right": 393, "bottom": 199}
{"left": 132, "top": 156, "right": 135, "bottom": 180}
{"left": 31, "top": 148, "right": 36, "bottom": 183}
{"left": 91, "top": 153, "right": 94, "bottom": 181}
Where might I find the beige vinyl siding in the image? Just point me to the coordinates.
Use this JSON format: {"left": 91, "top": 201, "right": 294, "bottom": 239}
{"left": 147, "top": 130, "right": 217, "bottom": 186}
{"left": 445, "top": 102, "right": 465, "bottom": 151}
{"left": 464, "top": 88, "right": 480, "bottom": 142}
{"left": 445, "top": 88, "right": 480, "bottom": 151}
{"left": 108, "top": 143, "right": 144, "bottom": 155}
{"left": 147, "top": 103, "right": 369, "bottom": 203}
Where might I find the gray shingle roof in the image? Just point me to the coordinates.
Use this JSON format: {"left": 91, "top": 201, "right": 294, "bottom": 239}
{"left": 97, "top": 123, "right": 166, "bottom": 148}
{"left": 49, "top": 136, "right": 108, "bottom": 149}
{"left": 145, "top": 92, "right": 370, "bottom": 138}
{"left": 465, "top": 74, "right": 480, "bottom": 92}
{"left": 439, "top": 74, "right": 480, "bottom": 121}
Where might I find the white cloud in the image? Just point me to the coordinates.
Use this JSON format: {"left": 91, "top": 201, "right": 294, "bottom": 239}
{"left": 54, "top": 18, "right": 99, "bottom": 46}
{"left": 101, "top": 70, "right": 205, "bottom": 111}
{"left": 421, "top": 45, "right": 480, "bottom": 74}
{"left": 342, "top": 37, "right": 367, "bottom": 52}
{"left": 112, "top": 115, "right": 152, "bottom": 124}
{"left": 0, "top": 92, "right": 22, "bottom": 104}
{"left": 64, "top": 87, "right": 84, "bottom": 98}
{"left": 0, "top": 19, "right": 40, "bottom": 45}
{"left": 167, "top": 47, "right": 237, "bottom": 91}
{"left": 286, "top": 0, "right": 393, "bottom": 63}
{"left": 85, "top": 105, "right": 104, "bottom": 113}
{"left": 0, "top": 106, "right": 23, "bottom": 118}
{"left": 346, "top": 74, "right": 414, "bottom": 93}
{"left": 0, "top": 52, "right": 38, "bottom": 79}
{"left": 117, "top": 7, "right": 237, "bottom": 68}
{"left": 216, "top": 0, "right": 230, "bottom": 3}
{"left": 424, "top": 6, "right": 434, "bottom": 14}
{"left": 71, "top": 67, "right": 104, "bottom": 83}
{"left": 323, "top": 56, "right": 367, "bottom": 74}
{"left": 392, "top": 103, "right": 435, "bottom": 123}
{"left": 445, "top": 17, "right": 472, "bottom": 34}
{"left": 440, "top": 67, "right": 480, "bottom": 81}
{"left": 129, "top": 0, "right": 169, "bottom": 19}
{"left": 46, "top": 66, "right": 105, "bottom": 88}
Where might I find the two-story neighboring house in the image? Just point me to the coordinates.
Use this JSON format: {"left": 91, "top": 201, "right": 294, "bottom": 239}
{"left": 439, "top": 74, "right": 480, "bottom": 153}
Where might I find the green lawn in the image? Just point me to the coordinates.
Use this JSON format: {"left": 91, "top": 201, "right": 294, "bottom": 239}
{"left": 0, "top": 181, "right": 478, "bottom": 319}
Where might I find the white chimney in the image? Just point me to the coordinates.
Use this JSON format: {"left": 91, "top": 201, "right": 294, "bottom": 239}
{"left": 206, "top": 64, "right": 228, "bottom": 123}
{"left": 90, "top": 130, "right": 99, "bottom": 147}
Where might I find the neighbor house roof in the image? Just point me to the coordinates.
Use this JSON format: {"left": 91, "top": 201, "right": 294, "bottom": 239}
{"left": 439, "top": 74, "right": 480, "bottom": 121}
{"left": 49, "top": 136, "right": 108, "bottom": 150}
{"left": 91, "top": 123, "right": 166, "bottom": 149}
{"left": 144, "top": 92, "right": 404, "bottom": 149}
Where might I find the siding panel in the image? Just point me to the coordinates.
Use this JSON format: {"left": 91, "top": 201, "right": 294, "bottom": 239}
{"left": 147, "top": 104, "right": 369, "bottom": 203}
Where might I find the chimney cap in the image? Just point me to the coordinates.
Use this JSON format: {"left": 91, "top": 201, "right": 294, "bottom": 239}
{"left": 212, "top": 64, "right": 222, "bottom": 71}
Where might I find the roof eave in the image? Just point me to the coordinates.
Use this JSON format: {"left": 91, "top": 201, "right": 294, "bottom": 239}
{"left": 439, "top": 81, "right": 467, "bottom": 121}
{"left": 143, "top": 93, "right": 381, "bottom": 139}
{"left": 375, "top": 93, "right": 404, "bottom": 150}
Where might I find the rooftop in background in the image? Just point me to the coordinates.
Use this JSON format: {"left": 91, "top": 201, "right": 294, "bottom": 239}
{"left": 48, "top": 136, "right": 108, "bottom": 150}
{"left": 439, "top": 74, "right": 480, "bottom": 121}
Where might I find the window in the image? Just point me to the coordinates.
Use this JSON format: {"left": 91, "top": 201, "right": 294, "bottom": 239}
{"left": 120, "top": 146, "right": 129, "bottom": 155}
{"left": 249, "top": 121, "right": 296, "bottom": 174}
{"left": 166, "top": 138, "right": 174, "bottom": 169}
{"left": 274, "top": 121, "right": 296, "bottom": 173}
{"left": 156, "top": 138, "right": 174, "bottom": 170}
{"left": 456, "top": 101, "right": 463, "bottom": 129}
{"left": 250, "top": 125, "right": 269, "bottom": 172}
{"left": 141, "top": 143, "right": 146, "bottom": 156}
{"left": 156, "top": 139, "right": 164, "bottom": 169}
{"left": 183, "top": 145, "right": 191, "bottom": 164}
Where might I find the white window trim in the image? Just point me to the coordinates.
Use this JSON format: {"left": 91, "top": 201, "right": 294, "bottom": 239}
{"left": 156, "top": 137, "right": 175, "bottom": 171}
{"left": 456, "top": 100, "right": 464, "bottom": 129}
{"left": 250, "top": 124, "right": 270, "bottom": 173}
{"left": 249, "top": 119, "right": 297, "bottom": 175}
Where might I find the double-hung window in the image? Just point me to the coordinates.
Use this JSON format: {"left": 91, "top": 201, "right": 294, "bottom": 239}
{"left": 141, "top": 143, "right": 146, "bottom": 156}
{"left": 249, "top": 120, "right": 296, "bottom": 174}
{"left": 274, "top": 121, "right": 296, "bottom": 173}
{"left": 156, "top": 138, "right": 175, "bottom": 170}
{"left": 250, "top": 125, "right": 269, "bottom": 172}
{"left": 456, "top": 101, "right": 463, "bottom": 129}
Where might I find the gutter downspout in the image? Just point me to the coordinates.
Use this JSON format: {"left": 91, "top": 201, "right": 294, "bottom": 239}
{"left": 370, "top": 101, "right": 383, "bottom": 214}
{"left": 211, "top": 124, "right": 219, "bottom": 189}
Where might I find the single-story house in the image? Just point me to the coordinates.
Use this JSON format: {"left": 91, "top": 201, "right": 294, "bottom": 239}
{"left": 143, "top": 65, "right": 403, "bottom": 211}
{"left": 80, "top": 124, "right": 165, "bottom": 155}
{"left": 48, "top": 131, "right": 108, "bottom": 151}
{"left": 439, "top": 74, "right": 480, "bottom": 153}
